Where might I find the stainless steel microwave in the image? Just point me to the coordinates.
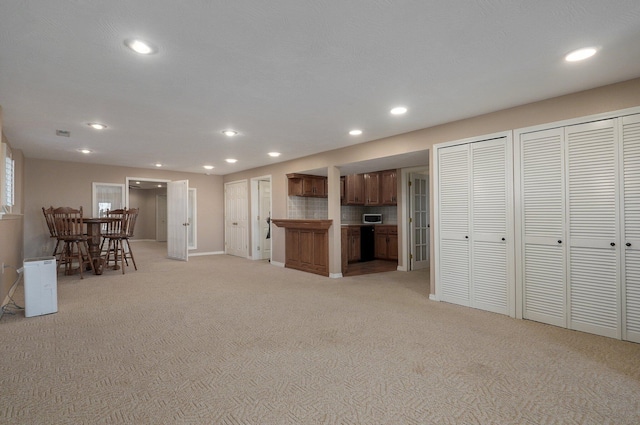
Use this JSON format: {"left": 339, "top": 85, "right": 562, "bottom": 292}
{"left": 363, "top": 213, "right": 383, "bottom": 224}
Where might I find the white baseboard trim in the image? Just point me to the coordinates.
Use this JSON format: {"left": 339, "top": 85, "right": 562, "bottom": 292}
{"left": 188, "top": 251, "right": 224, "bottom": 257}
{"left": 396, "top": 265, "right": 407, "bottom": 271}
{"left": 250, "top": 256, "right": 271, "bottom": 261}
{"left": 329, "top": 273, "right": 343, "bottom": 278}
{"left": 271, "top": 261, "right": 285, "bottom": 268}
{"left": 429, "top": 294, "right": 439, "bottom": 301}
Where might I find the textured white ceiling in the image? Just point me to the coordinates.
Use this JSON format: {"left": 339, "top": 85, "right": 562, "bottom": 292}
{"left": 1, "top": 1, "right": 639, "bottom": 174}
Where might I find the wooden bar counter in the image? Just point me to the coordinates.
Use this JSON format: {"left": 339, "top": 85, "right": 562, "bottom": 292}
{"left": 271, "top": 219, "right": 332, "bottom": 277}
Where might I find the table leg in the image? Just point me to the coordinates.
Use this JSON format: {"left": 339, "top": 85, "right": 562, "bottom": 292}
{"left": 85, "top": 222, "right": 104, "bottom": 274}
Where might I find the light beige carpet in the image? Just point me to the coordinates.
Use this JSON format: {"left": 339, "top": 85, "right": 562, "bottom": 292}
{"left": 1, "top": 241, "right": 639, "bottom": 424}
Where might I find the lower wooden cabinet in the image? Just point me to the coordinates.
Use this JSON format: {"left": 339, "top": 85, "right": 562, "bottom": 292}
{"left": 272, "top": 219, "right": 331, "bottom": 277}
{"left": 285, "top": 228, "right": 329, "bottom": 276}
{"left": 347, "top": 227, "right": 361, "bottom": 263}
{"left": 374, "top": 225, "right": 398, "bottom": 260}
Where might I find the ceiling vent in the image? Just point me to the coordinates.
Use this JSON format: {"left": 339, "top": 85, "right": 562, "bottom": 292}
{"left": 56, "top": 130, "right": 70, "bottom": 137}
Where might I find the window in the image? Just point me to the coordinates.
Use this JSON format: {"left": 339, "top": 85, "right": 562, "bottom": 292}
{"left": 1, "top": 142, "right": 14, "bottom": 214}
{"left": 92, "top": 182, "right": 125, "bottom": 217}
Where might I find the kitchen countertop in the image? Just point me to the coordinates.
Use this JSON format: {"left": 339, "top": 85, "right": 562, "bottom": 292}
{"left": 341, "top": 222, "right": 398, "bottom": 227}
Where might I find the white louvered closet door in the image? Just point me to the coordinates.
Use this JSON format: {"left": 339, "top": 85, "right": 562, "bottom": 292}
{"left": 566, "top": 119, "right": 620, "bottom": 339}
{"left": 520, "top": 128, "right": 567, "bottom": 327}
{"left": 470, "top": 138, "right": 510, "bottom": 314}
{"left": 438, "top": 144, "right": 471, "bottom": 306}
{"left": 622, "top": 114, "right": 640, "bottom": 343}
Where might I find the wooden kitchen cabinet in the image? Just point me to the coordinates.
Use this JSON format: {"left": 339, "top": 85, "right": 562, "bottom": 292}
{"left": 381, "top": 169, "right": 397, "bottom": 205}
{"left": 273, "top": 219, "right": 332, "bottom": 276}
{"left": 364, "top": 172, "right": 381, "bottom": 206}
{"left": 345, "top": 174, "right": 365, "bottom": 205}
{"left": 287, "top": 174, "right": 327, "bottom": 198}
{"left": 347, "top": 226, "right": 361, "bottom": 263}
{"left": 374, "top": 225, "right": 398, "bottom": 260}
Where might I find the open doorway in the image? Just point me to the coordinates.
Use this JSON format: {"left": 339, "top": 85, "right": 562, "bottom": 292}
{"left": 127, "top": 178, "right": 169, "bottom": 242}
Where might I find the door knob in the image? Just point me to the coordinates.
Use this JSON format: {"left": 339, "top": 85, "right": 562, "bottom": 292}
{"left": 465, "top": 236, "right": 469, "bottom": 239}
{"left": 610, "top": 242, "right": 616, "bottom": 247}
{"left": 501, "top": 237, "right": 505, "bottom": 241}
{"left": 627, "top": 242, "right": 632, "bottom": 247}
{"left": 558, "top": 240, "right": 562, "bottom": 244}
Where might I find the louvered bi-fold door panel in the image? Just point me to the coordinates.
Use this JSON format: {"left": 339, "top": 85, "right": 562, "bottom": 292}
{"left": 566, "top": 119, "right": 620, "bottom": 339}
{"left": 438, "top": 144, "right": 470, "bottom": 306}
{"left": 470, "top": 138, "right": 509, "bottom": 314}
{"left": 623, "top": 114, "right": 640, "bottom": 343}
{"left": 520, "top": 128, "right": 567, "bottom": 327}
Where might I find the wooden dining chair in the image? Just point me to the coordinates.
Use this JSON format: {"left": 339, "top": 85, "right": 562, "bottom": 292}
{"left": 101, "top": 208, "right": 138, "bottom": 273}
{"left": 42, "top": 206, "right": 63, "bottom": 259}
{"left": 52, "top": 206, "right": 95, "bottom": 278}
{"left": 122, "top": 208, "right": 139, "bottom": 271}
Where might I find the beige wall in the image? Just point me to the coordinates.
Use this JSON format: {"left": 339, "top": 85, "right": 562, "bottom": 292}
{"left": 24, "top": 159, "right": 224, "bottom": 258}
{"left": 4, "top": 77, "right": 640, "bottom": 300}
{"left": 223, "top": 77, "right": 640, "bottom": 289}
{"left": 0, "top": 106, "right": 25, "bottom": 305}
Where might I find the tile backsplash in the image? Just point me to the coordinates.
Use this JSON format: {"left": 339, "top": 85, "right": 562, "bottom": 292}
{"left": 287, "top": 196, "right": 328, "bottom": 219}
{"left": 288, "top": 196, "right": 397, "bottom": 223}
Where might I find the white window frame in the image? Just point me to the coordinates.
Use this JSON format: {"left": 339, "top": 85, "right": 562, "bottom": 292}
{"left": 92, "top": 182, "right": 126, "bottom": 217}
{"left": 1, "top": 142, "right": 15, "bottom": 215}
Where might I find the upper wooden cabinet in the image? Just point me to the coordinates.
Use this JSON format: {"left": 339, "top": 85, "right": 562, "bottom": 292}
{"left": 287, "top": 174, "right": 327, "bottom": 198}
{"left": 343, "top": 169, "right": 397, "bottom": 206}
{"left": 364, "top": 172, "right": 381, "bottom": 206}
{"left": 345, "top": 174, "right": 365, "bottom": 205}
{"left": 381, "top": 169, "right": 397, "bottom": 205}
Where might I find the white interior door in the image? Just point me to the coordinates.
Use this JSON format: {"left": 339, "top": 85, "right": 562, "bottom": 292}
{"left": 436, "top": 135, "right": 513, "bottom": 315}
{"left": 470, "top": 138, "right": 511, "bottom": 315}
{"left": 566, "top": 119, "right": 620, "bottom": 339}
{"left": 623, "top": 113, "right": 640, "bottom": 343}
{"left": 520, "top": 127, "right": 567, "bottom": 328}
{"left": 225, "top": 180, "right": 249, "bottom": 257}
{"left": 437, "top": 144, "right": 471, "bottom": 306}
{"left": 259, "top": 180, "right": 271, "bottom": 260}
{"left": 167, "top": 180, "right": 189, "bottom": 261}
{"left": 409, "top": 172, "right": 429, "bottom": 270}
{"left": 156, "top": 194, "right": 167, "bottom": 242}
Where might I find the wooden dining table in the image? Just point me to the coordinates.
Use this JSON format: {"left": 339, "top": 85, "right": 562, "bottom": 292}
{"left": 84, "top": 217, "right": 119, "bottom": 274}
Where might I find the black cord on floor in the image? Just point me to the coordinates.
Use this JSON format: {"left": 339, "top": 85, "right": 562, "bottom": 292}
{"left": 0, "top": 265, "right": 24, "bottom": 317}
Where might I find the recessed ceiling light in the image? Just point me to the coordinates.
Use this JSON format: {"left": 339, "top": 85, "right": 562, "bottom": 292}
{"left": 222, "top": 130, "right": 238, "bottom": 137}
{"left": 390, "top": 106, "right": 408, "bottom": 115}
{"left": 124, "top": 39, "right": 157, "bottom": 55}
{"left": 268, "top": 152, "right": 281, "bottom": 157}
{"left": 565, "top": 47, "right": 597, "bottom": 62}
{"left": 203, "top": 165, "right": 214, "bottom": 170}
{"left": 78, "top": 149, "right": 92, "bottom": 154}
{"left": 136, "top": 181, "right": 141, "bottom": 184}
{"left": 154, "top": 163, "right": 162, "bottom": 167}
{"left": 225, "top": 158, "right": 238, "bottom": 163}
{"left": 349, "top": 129, "right": 363, "bottom": 136}
{"left": 157, "top": 184, "right": 162, "bottom": 188}
{"left": 88, "top": 122, "right": 107, "bottom": 130}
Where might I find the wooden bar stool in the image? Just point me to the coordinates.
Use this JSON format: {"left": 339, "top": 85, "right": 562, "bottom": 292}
{"left": 101, "top": 208, "right": 139, "bottom": 273}
{"left": 52, "top": 206, "right": 95, "bottom": 279}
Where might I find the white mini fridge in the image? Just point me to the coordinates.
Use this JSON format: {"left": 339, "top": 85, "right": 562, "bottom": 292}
{"left": 23, "top": 256, "right": 58, "bottom": 317}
